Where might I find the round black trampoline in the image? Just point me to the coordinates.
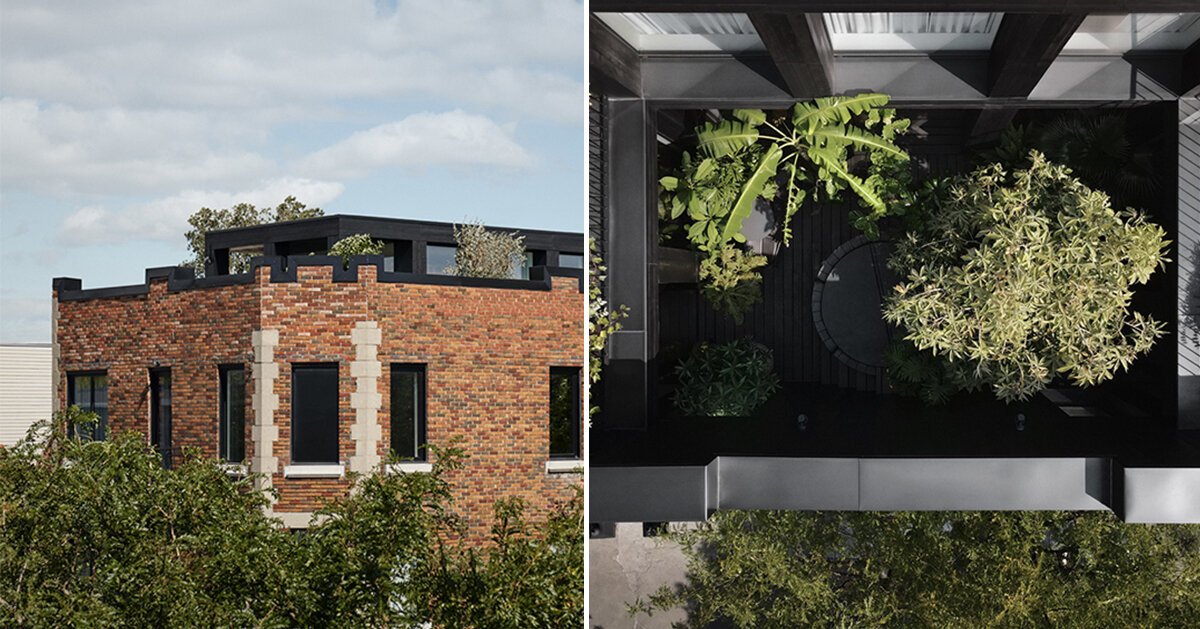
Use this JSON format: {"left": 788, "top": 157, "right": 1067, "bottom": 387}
{"left": 811, "top": 236, "right": 899, "bottom": 372}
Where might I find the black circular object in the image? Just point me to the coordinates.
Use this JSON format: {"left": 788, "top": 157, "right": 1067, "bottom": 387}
{"left": 811, "top": 236, "right": 898, "bottom": 372}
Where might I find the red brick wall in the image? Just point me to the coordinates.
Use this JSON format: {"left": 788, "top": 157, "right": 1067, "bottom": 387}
{"left": 55, "top": 265, "right": 583, "bottom": 539}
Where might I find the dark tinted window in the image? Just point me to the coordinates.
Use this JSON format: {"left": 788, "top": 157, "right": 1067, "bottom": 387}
{"left": 220, "top": 366, "right": 246, "bottom": 462}
{"left": 390, "top": 365, "right": 426, "bottom": 460}
{"left": 291, "top": 363, "right": 339, "bottom": 464}
{"left": 549, "top": 367, "right": 581, "bottom": 459}
{"left": 67, "top": 372, "right": 108, "bottom": 440}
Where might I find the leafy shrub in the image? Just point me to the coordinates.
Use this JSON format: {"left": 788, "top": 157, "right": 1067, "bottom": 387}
{"left": 659, "top": 95, "right": 910, "bottom": 320}
{"left": 885, "top": 151, "right": 1169, "bottom": 402}
{"left": 884, "top": 338, "right": 966, "bottom": 405}
{"left": 673, "top": 340, "right": 781, "bottom": 416}
{"left": 329, "top": 233, "right": 384, "bottom": 265}
{"left": 449, "top": 221, "right": 526, "bottom": 279}
{"left": 698, "top": 246, "right": 768, "bottom": 323}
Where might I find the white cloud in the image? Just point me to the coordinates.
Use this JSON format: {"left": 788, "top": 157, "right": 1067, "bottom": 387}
{"left": 0, "top": 98, "right": 277, "bottom": 197}
{"left": 0, "top": 295, "right": 52, "bottom": 344}
{"left": 297, "top": 111, "right": 533, "bottom": 179}
{"left": 0, "top": 1, "right": 582, "bottom": 116}
{"left": 58, "top": 178, "right": 345, "bottom": 246}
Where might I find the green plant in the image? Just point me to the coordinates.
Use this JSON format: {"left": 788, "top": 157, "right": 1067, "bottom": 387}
{"left": 631, "top": 510, "right": 1200, "bottom": 628}
{"left": 884, "top": 338, "right": 967, "bottom": 405}
{"left": 679, "top": 94, "right": 910, "bottom": 246}
{"left": 977, "top": 115, "right": 1159, "bottom": 210}
{"left": 182, "top": 196, "right": 324, "bottom": 276}
{"left": 673, "top": 340, "right": 781, "bottom": 417}
{"left": 885, "top": 151, "right": 1169, "bottom": 402}
{"left": 660, "top": 141, "right": 776, "bottom": 253}
{"left": 589, "top": 239, "right": 628, "bottom": 418}
{"left": 329, "top": 233, "right": 384, "bottom": 265}
{"left": 698, "top": 246, "right": 768, "bottom": 323}
{"left": 449, "top": 221, "right": 526, "bottom": 279}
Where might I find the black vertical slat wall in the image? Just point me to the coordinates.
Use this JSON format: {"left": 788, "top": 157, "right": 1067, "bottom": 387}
{"left": 657, "top": 109, "right": 973, "bottom": 392}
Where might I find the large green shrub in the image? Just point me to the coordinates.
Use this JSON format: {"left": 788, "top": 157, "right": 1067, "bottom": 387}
{"left": 884, "top": 151, "right": 1169, "bottom": 402}
{"left": 698, "top": 246, "right": 768, "bottom": 323}
{"left": 673, "top": 340, "right": 781, "bottom": 417}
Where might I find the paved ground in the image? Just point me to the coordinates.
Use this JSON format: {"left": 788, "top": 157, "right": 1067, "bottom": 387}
{"left": 588, "top": 523, "right": 690, "bottom": 629}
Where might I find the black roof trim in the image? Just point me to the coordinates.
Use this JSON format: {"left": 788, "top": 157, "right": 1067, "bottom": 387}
{"left": 53, "top": 256, "right": 582, "bottom": 302}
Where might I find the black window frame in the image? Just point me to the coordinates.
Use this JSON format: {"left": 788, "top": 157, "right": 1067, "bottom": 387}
{"left": 549, "top": 366, "right": 582, "bottom": 459}
{"left": 67, "top": 371, "right": 109, "bottom": 441}
{"left": 390, "top": 364, "right": 428, "bottom": 461}
{"left": 290, "top": 362, "right": 341, "bottom": 465}
{"left": 219, "top": 365, "right": 246, "bottom": 463}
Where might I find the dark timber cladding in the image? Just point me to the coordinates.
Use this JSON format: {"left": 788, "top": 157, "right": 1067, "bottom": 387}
{"left": 1184, "top": 38, "right": 1200, "bottom": 96}
{"left": 591, "top": 1, "right": 1200, "bottom": 11}
{"left": 988, "top": 13, "right": 1086, "bottom": 98}
{"left": 591, "top": 15, "right": 641, "bottom": 97}
{"left": 748, "top": 13, "right": 833, "bottom": 98}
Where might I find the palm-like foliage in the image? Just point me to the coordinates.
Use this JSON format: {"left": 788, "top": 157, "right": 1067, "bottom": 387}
{"left": 690, "top": 94, "right": 910, "bottom": 246}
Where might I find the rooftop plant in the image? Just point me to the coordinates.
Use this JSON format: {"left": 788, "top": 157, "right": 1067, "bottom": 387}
{"left": 449, "top": 221, "right": 526, "bottom": 279}
{"left": 182, "top": 196, "right": 324, "bottom": 276}
{"left": 673, "top": 339, "right": 780, "bottom": 417}
{"left": 884, "top": 151, "right": 1169, "bottom": 402}
{"left": 329, "top": 233, "right": 384, "bottom": 266}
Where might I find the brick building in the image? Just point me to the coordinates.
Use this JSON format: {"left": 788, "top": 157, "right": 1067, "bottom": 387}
{"left": 52, "top": 215, "right": 584, "bottom": 534}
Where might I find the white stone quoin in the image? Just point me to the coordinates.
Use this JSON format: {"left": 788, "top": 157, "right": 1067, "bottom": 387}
{"left": 250, "top": 329, "right": 280, "bottom": 508}
{"left": 348, "top": 321, "right": 383, "bottom": 474}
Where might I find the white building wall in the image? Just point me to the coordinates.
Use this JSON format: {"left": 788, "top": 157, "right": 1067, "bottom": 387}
{"left": 0, "top": 344, "right": 53, "bottom": 446}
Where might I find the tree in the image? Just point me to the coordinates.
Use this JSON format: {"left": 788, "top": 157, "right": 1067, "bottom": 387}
{"left": 329, "top": 233, "right": 385, "bottom": 266}
{"left": 633, "top": 510, "right": 1200, "bottom": 628}
{"left": 182, "top": 196, "right": 324, "bottom": 276}
{"left": 0, "top": 409, "right": 292, "bottom": 627}
{"left": 448, "top": 221, "right": 526, "bottom": 279}
{"left": 0, "top": 411, "right": 583, "bottom": 628}
{"left": 884, "top": 151, "right": 1168, "bottom": 402}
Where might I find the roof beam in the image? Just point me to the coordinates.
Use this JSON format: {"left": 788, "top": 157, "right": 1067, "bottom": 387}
{"left": 591, "top": 14, "right": 641, "bottom": 97}
{"left": 748, "top": 13, "right": 833, "bottom": 97}
{"left": 593, "top": 1, "right": 1200, "bottom": 12}
{"left": 1184, "top": 38, "right": 1200, "bottom": 97}
{"left": 987, "top": 13, "right": 1085, "bottom": 98}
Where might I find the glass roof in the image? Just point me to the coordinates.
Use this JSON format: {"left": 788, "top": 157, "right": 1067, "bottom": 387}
{"left": 595, "top": 12, "right": 764, "bottom": 52}
{"left": 824, "top": 13, "right": 1001, "bottom": 51}
{"left": 1063, "top": 13, "right": 1200, "bottom": 53}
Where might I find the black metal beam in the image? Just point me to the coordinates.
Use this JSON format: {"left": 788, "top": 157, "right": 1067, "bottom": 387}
{"left": 748, "top": 13, "right": 833, "bottom": 97}
{"left": 1184, "top": 38, "right": 1200, "bottom": 97}
{"left": 590, "top": 15, "right": 641, "bottom": 97}
{"left": 593, "top": 0, "right": 1200, "bottom": 12}
{"left": 988, "top": 13, "right": 1086, "bottom": 98}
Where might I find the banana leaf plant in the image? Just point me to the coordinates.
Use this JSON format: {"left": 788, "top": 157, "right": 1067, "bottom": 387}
{"left": 661, "top": 94, "right": 911, "bottom": 251}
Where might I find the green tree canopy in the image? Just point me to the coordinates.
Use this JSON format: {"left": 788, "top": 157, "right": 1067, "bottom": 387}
{"left": 636, "top": 510, "right": 1200, "bottom": 628}
{"left": 0, "top": 410, "right": 582, "bottom": 627}
{"left": 182, "top": 196, "right": 324, "bottom": 276}
{"left": 884, "top": 151, "right": 1168, "bottom": 402}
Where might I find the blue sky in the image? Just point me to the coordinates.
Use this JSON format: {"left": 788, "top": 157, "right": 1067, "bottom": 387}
{"left": 0, "top": 0, "right": 585, "bottom": 343}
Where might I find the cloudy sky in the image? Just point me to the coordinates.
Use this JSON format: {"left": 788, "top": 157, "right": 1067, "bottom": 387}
{"left": 0, "top": 0, "right": 585, "bottom": 343}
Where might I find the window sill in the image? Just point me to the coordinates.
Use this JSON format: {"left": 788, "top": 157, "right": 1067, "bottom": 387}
{"left": 545, "top": 459, "right": 583, "bottom": 474}
{"left": 283, "top": 464, "right": 345, "bottom": 479}
{"left": 387, "top": 462, "right": 433, "bottom": 474}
